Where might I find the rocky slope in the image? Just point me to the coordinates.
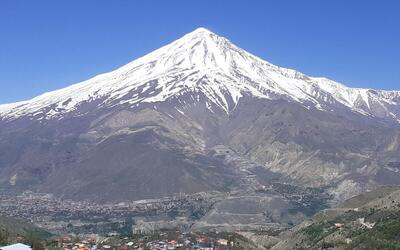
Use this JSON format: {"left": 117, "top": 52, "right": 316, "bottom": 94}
{"left": 0, "top": 28, "right": 399, "bottom": 204}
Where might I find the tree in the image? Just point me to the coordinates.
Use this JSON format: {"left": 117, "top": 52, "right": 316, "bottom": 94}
{"left": 0, "top": 230, "right": 9, "bottom": 246}
{"left": 25, "top": 231, "right": 45, "bottom": 250}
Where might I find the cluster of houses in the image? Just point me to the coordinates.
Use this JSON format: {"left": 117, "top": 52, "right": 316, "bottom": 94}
{"left": 41, "top": 230, "right": 238, "bottom": 250}
{"left": 48, "top": 235, "right": 98, "bottom": 250}
{"left": 1, "top": 230, "right": 242, "bottom": 250}
{"left": 97, "top": 234, "right": 235, "bottom": 250}
{"left": 73, "top": 231, "right": 244, "bottom": 250}
{"left": 141, "top": 237, "right": 232, "bottom": 250}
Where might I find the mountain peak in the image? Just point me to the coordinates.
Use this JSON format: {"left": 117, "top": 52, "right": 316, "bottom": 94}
{"left": 173, "top": 27, "right": 227, "bottom": 53}
{"left": 0, "top": 28, "right": 399, "bottom": 122}
{"left": 122, "top": 26, "right": 236, "bottom": 78}
{"left": 181, "top": 27, "right": 220, "bottom": 42}
{"left": 188, "top": 27, "right": 214, "bottom": 35}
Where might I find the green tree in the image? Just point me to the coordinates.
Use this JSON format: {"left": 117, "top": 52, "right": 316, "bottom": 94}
{"left": 25, "top": 231, "right": 45, "bottom": 250}
{"left": 0, "top": 230, "right": 9, "bottom": 246}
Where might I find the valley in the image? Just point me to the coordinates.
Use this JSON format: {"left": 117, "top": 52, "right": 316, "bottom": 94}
{"left": 0, "top": 177, "right": 330, "bottom": 235}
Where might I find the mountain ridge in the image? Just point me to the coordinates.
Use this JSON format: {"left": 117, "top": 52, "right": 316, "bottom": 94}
{"left": 1, "top": 27, "right": 399, "bottom": 124}
{"left": 0, "top": 28, "right": 399, "bottom": 207}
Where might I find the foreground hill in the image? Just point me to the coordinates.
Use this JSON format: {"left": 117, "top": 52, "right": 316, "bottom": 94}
{"left": 0, "top": 215, "right": 51, "bottom": 247}
{"left": 272, "top": 186, "right": 400, "bottom": 249}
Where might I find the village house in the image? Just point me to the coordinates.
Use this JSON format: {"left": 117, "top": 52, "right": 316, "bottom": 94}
{"left": 334, "top": 223, "right": 345, "bottom": 229}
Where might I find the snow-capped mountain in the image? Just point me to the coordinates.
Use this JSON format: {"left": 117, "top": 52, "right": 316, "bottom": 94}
{"left": 1, "top": 28, "right": 400, "bottom": 204}
{"left": 1, "top": 27, "right": 399, "bottom": 123}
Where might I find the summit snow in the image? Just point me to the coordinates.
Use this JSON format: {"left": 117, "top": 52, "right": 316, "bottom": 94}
{"left": 1, "top": 27, "right": 399, "bottom": 122}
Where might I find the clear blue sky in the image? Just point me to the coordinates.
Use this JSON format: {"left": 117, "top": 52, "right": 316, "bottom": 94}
{"left": 1, "top": 0, "right": 399, "bottom": 104}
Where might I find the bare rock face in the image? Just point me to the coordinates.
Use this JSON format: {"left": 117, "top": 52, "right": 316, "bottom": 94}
{"left": 0, "top": 28, "right": 399, "bottom": 204}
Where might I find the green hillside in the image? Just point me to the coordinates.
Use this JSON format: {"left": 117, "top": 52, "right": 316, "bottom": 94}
{"left": 271, "top": 186, "right": 400, "bottom": 250}
{"left": 0, "top": 215, "right": 51, "bottom": 249}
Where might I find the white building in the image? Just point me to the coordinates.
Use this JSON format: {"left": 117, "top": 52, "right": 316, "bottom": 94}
{"left": 0, "top": 243, "right": 32, "bottom": 250}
